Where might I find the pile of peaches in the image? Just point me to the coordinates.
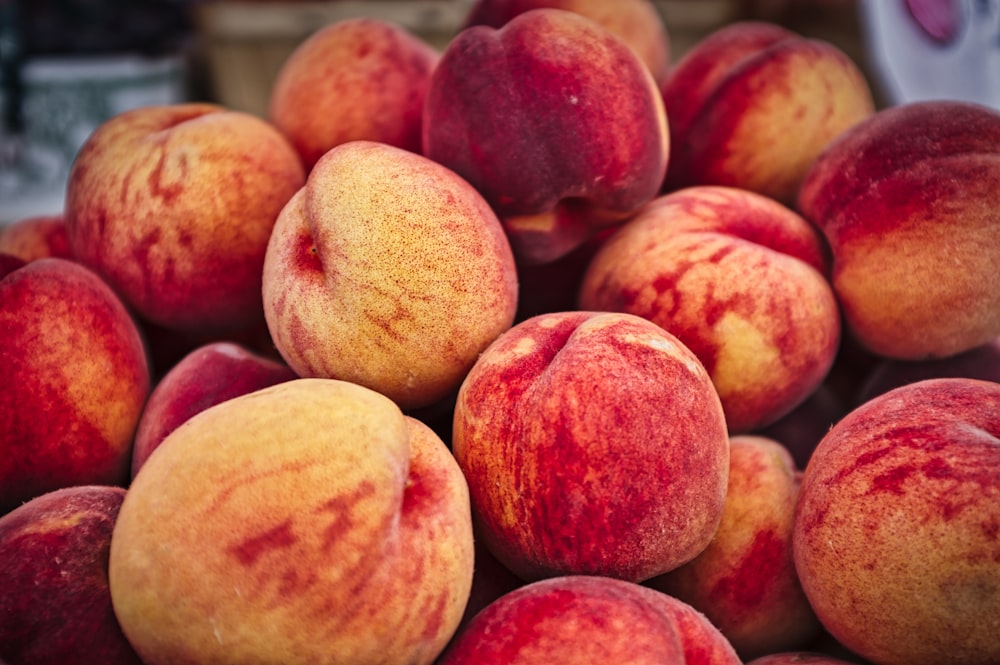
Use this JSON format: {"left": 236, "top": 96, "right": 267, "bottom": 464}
{"left": 2, "top": 1, "right": 998, "bottom": 664}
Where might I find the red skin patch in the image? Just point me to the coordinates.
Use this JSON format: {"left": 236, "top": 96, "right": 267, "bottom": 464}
{"left": 0, "top": 485, "right": 144, "bottom": 665}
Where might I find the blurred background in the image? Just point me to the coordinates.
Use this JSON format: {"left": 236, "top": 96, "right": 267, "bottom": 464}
{"left": 0, "top": 0, "right": 997, "bottom": 223}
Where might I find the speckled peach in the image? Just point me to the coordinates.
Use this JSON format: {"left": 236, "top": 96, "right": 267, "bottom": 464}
{"left": 65, "top": 103, "right": 305, "bottom": 335}
{"left": 0, "top": 485, "right": 143, "bottom": 665}
{"left": 579, "top": 185, "right": 841, "bottom": 433}
{"left": 0, "top": 214, "right": 72, "bottom": 262}
{"left": 110, "top": 378, "right": 474, "bottom": 665}
{"left": 661, "top": 21, "right": 874, "bottom": 204}
{"left": 453, "top": 310, "right": 729, "bottom": 583}
{"left": 269, "top": 17, "right": 439, "bottom": 170}
{"left": 797, "top": 100, "right": 1000, "bottom": 360}
{"left": 462, "top": 0, "right": 671, "bottom": 84}
{"left": 0, "top": 258, "right": 150, "bottom": 513}
{"left": 423, "top": 8, "right": 669, "bottom": 264}
{"left": 262, "top": 140, "right": 518, "bottom": 411}
{"left": 648, "top": 435, "right": 821, "bottom": 660}
{"left": 793, "top": 378, "right": 1000, "bottom": 665}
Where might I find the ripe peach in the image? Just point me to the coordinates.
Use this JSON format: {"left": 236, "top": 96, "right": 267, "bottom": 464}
{"left": 661, "top": 21, "right": 875, "bottom": 204}
{"left": 269, "top": 17, "right": 440, "bottom": 170}
{"left": 130, "top": 341, "right": 298, "bottom": 477}
{"left": 797, "top": 100, "right": 1000, "bottom": 359}
{"left": 579, "top": 185, "right": 841, "bottom": 433}
{"left": 0, "top": 485, "right": 142, "bottom": 665}
{"left": 453, "top": 310, "right": 729, "bottom": 582}
{"left": 438, "top": 575, "right": 741, "bottom": 664}
{"left": 65, "top": 103, "right": 305, "bottom": 336}
{"left": 262, "top": 140, "right": 517, "bottom": 411}
{"left": 0, "top": 258, "right": 149, "bottom": 513}
{"left": 0, "top": 214, "right": 71, "bottom": 262}
{"left": 110, "top": 378, "right": 474, "bottom": 665}
{"left": 649, "top": 435, "right": 821, "bottom": 660}
{"left": 462, "top": 0, "right": 671, "bottom": 84}
{"left": 794, "top": 378, "right": 1000, "bottom": 665}
{"left": 423, "top": 8, "right": 669, "bottom": 264}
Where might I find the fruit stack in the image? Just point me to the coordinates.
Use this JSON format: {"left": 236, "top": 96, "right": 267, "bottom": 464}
{"left": 2, "top": 2, "right": 998, "bottom": 665}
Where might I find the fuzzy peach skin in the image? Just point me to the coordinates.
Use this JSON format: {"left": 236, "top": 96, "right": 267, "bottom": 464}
{"left": 793, "top": 378, "right": 1000, "bottom": 665}
{"left": 461, "top": 0, "right": 671, "bottom": 85}
{"left": 65, "top": 103, "right": 305, "bottom": 336}
{"left": 130, "top": 341, "right": 298, "bottom": 477}
{"left": 579, "top": 185, "right": 841, "bottom": 433}
{"left": 797, "top": 100, "right": 1000, "bottom": 360}
{"left": 661, "top": 21, "right": 874, "bottom": 204}
{"left": 438, "top": 575, "right": 741, "bottom": 665}
{"left": 0, "top": 258, "right": 150, "bottom": 513}
{"left": 0, "top": 214, "right": 71, "bottom": 262}
{"left": 0, "top": 486, "right": 143, "bottom": 665}
{"left": 423, "top": 8, "right": 669, "bottom": 265}
{"left": 452, "top": 310, "right": 729, "bottom": 583}
{"left": 262, "top": 140, "right": 517, "bottom": 411}
{"left": 648, "top": 435, "right": 821, "bottom": 660}
{"left": 268, "top": 17, "right": 439, "bottom": 170}
{"left": 109, "top": 378, "right": 474, "bottom": 665}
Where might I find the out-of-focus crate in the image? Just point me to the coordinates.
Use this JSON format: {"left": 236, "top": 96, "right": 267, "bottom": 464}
{"left": 194, "top": 1, "right": 473, "bottom": 117}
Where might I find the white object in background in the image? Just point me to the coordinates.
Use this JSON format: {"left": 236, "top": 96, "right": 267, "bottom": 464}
{"left": 0, "top": 55, "right": 186, "bottom": 225}
{"left": 859, "top": 0, "right": 1000, "bottom": 109}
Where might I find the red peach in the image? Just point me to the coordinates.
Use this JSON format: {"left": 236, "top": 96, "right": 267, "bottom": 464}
{"left": 796, "top": 100, "right": 1000, "bottom": 359}
{"left": 423, "top": 8, "right": 669, "bottom": 264}
{"left": 579, "top": 185, "right": 841, "bottom": 433}
{"left": 269, "top": 17, "right": 439, "bottom": 170}
{"left": 794, "top": 377, "right": 1000, "bottom": 665}
{"left": 0, "top": 485, "right": 142, "bottom": 665}
{"left": 661, "top": 21, "right": 875, "bottom": 204}
{"left": 65, "top": 103, "right": 305, "bottom": 336}
{"left": 0, "top": 258, "right": 149, "bottom": 513}
{"left": 462, "top": 0, "right": 671, "bottom": 84}
{"left": 453, "top": 310, "right": 729, "bottom": 582}
{"left": 437, "top": 575, "right": 742, "bottom": 664}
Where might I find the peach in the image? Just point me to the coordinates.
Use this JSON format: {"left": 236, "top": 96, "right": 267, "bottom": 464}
{"left": 423, "top": 8, "right": 669, "bottom": 264}
{"left": 110, "top": 378, "right": 474, "bottom": 665}
{"left": 0, "top": 485, "right": 143, "bottom": 665}
{"left": 461, "top": 0, "right": 671, "bottom": 85}
{"left": 0, "top": 214, "right": 71, "bottom": 262}
{"left": 452, "top": 310, "right": 729, "bottom": 583}
{"left": 0, "top": 258, "right": 149, "bottom": 513}
{"left": 797, "top": 100, "right": 1000, "bottom": 360}
{"left": 579, "top": 185, "right": 841, "bottom": 433}
{"left": 65, "top": 103, "right": 305, "bottom": 336}
{"left": 269, "top": 17, "right": 440, "bottom": 170}
{"left": 130, "top": 341, "right": 298, "bottom": 477}
{"left": 438, "top": 575, "right": 741, "bottom": 664}
{"left": 648, "top": 435, "right": 821, "bottom": 660}
{"left": 661, "top": 21, "right": 875, "bottom": 204}
{"left": 262, "top": 139, "right": 517, "bottom": 411}
{"left": 793, "top": 377, "right": 1000, "bottom": 665}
